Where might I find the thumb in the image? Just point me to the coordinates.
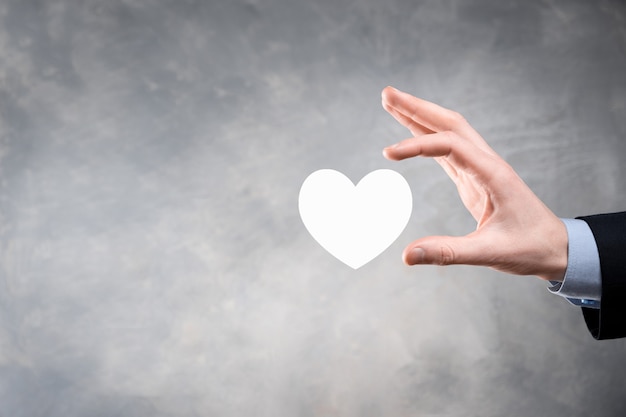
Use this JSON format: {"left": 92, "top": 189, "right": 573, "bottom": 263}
{"left": 402, "top": 233, "right": 491, "bottom": 266}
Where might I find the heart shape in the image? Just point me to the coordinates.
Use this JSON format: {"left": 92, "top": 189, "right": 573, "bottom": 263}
{"left": 299, "top": 169, "right": 412, "bottom": 269}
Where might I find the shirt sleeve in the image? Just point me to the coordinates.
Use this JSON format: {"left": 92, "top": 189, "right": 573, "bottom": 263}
{"left": 548, "top": 218, "right": 601, "bottom": 309}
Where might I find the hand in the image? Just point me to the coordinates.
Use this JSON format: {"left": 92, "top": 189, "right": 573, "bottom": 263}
{"left": 381, "top": 86, "right": 568, "bottom": 281}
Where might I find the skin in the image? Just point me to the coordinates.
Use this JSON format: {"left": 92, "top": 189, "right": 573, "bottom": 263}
{"left": 381, "top": 86, "right": 568, "bottom": 282}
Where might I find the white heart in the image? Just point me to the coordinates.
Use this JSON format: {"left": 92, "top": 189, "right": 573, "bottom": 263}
{"left": 299, "top": 169, "right": 412, "bottom": 269}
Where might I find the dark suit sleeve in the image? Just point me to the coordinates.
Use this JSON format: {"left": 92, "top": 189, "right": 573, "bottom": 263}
{"left": 577, "top": 212, "right": 626, "bottom": 340}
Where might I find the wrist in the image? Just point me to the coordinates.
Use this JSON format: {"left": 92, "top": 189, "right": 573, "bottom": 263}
{"left": 538, "top": 217, "right": 568, "bottom": 281}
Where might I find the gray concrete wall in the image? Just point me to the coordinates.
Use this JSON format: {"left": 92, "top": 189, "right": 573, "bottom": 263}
{"left": 1, "top": 0, "right": 625, "bottom": 416}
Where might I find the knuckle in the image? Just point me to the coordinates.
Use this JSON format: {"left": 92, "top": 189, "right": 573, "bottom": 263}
{"left": 441, "top": 130, "right": 458, "bottom": 140}
{"left": 439, "top": 131, "right": 458, "bottom": 156}
{"left": 438, "top": 244, "right": 455, "bottom": 266}
{"left": 449, "top": 111, "right": 467, "bottom": 127}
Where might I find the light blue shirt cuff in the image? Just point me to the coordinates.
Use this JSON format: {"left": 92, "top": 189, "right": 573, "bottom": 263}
{"left": 548, "top": 218, "right": 601, "bottom": 309}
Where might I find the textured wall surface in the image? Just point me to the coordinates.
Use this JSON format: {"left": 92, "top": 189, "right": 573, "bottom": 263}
{"left": 1, "top": 0, "right": 626, "bottom": 416}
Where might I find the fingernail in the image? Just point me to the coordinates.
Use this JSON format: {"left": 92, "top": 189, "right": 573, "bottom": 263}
{"left": 382, "top": 86, "right": 398, "bottom": 98}
{"left": 382, "top": 145, "right": 399, "bottom": 159}
{"left": 407, "top": 247, "right": 425, "bottom": 264}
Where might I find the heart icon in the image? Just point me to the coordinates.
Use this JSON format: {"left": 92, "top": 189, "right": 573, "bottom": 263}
{"left": 299, "top": 169, "right": 412, "bottom": 269}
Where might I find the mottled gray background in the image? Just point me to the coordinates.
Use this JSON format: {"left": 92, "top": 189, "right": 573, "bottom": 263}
{"left": 1, "top": 0, "right": 625, "bottom": 416}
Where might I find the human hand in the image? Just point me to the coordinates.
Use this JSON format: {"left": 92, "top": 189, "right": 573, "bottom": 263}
{"left": 381, "top": 86, "right": 568, "bottom": 281}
